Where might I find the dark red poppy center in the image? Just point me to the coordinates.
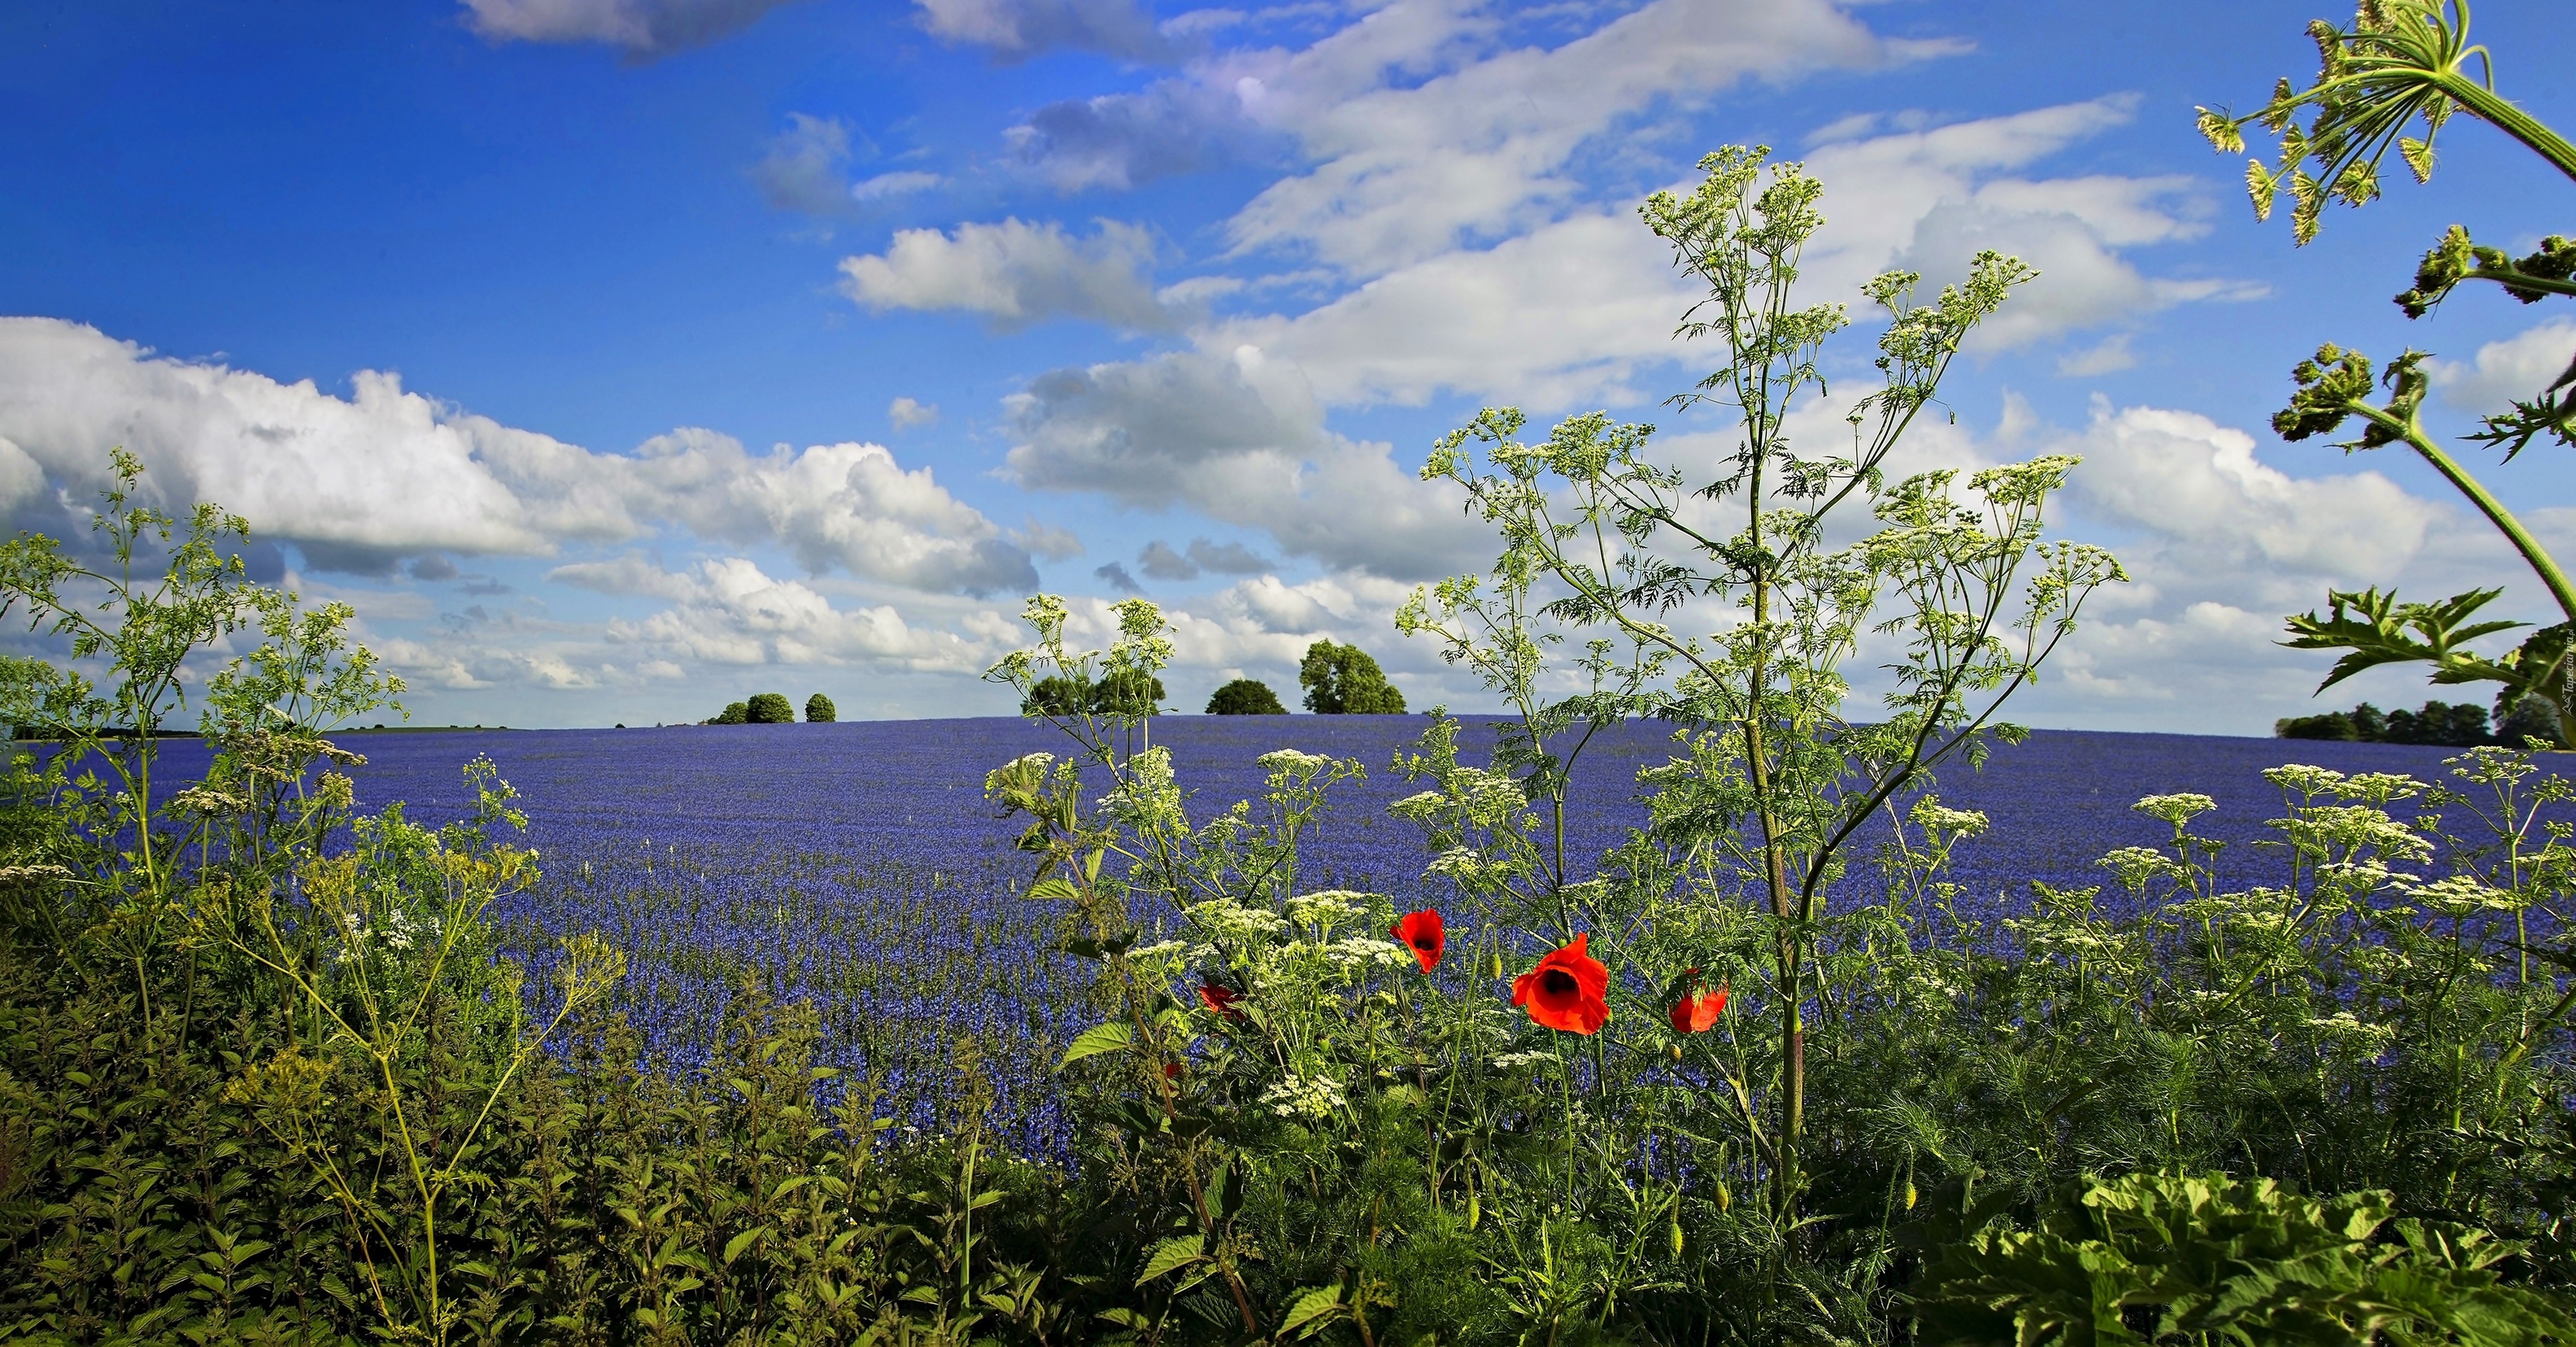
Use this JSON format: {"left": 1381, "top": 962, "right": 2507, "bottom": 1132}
{"left": 1541, "top": 969, "right": 1577, "bottom": 997}
{"left": 1410, "top": 933, "right": 1437, "bottom": 952}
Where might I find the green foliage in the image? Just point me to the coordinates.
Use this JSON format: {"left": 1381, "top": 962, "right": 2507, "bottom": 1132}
{"left": 2278, "top": 697, "right": 2493, "bottom": 745}
{"left": 1204, "top": 677, "right": 1287, "bottom": 715}
{"left": 1296, "top": 640, "right": 1405, "bottom": 714}
{"left": 713, "top": 700, "right": 748, "bottom": 725}
{"left": 1021, "top": 670, "right": 1166, "bottom": 718}
{"left": 2206, "top": 4, "right": 2576, "bottom": 731}
{"left": 744, "top": 692, "right": 795, "bottom": 724}
{"left": 1910, "top": 1171, "right": 2576, "bottom": 1346}
{"left": 803, "top": 691, "right": 835, "bottom": 723}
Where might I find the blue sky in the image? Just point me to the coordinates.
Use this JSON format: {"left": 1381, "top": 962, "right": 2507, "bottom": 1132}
{"left": 2, "top": 0, "right": 2571, "bottom": 730}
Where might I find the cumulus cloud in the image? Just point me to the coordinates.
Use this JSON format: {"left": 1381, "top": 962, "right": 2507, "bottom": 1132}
{"left": 606, "top": 556, "right": 991, "bottom": 669}
{"left": 1214, "top": 0, "right": 1921, "bottom": 277}
{"left": 1000, "top": 346, "right": 1484, "bottom": 578}
{"left": 913, "top": 0, "right": 1175, "bottom": 63}
{"left": 0, "top": 318, "right": 1032, "bottom": 595}
{"left": 1094, "top": 560, "right": 1145, "bottom": 593}
{"left": 1983, "top": 397, "right": 2552, "bottom": 733}
{"left": 837, "top": 218, "right": 1177, "bottom": 331}
{"left": 2430, "top": 316, "right": 2576, "bottom": 416}
{"left": 750, "top": 115, "right": 944, "bottom": 216}
{"left": 1139, "top": 536, "right": 1272, "bottom": 580}
{"left": 1006, "top": 84, "right": 1258, "bottom": 192}
{"left": 460, "top": 0, "right": 809, "bottom": 58}
{"left": 750, "top": 114, "right": 859, "bottom": 214}
{"left": 888, "top": 396, "right": 940, "bottom": 430}
{"left": 1799, "top": 98, "right": 2262, "bottom": 351}
{"left": 1181, "top": 100, "right": 2257, "bottom": 417}
{"left": 1203, "top": 210, "right": 1687, "bottom": 408}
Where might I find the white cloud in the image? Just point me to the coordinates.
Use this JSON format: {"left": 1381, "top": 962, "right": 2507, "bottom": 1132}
{"left": 1185, "top": 101, "right": 2260, "bottom": 417}
{"left": 614, "top": 430, "right": 1040, "bottom": 595}
{"left": 608, "top": 556, "right": 990, "bottom": 669}
{"left": 460, "top": 0, "right": 808, "bottom": 58}
{"left": 837, "top": 218, "right": 1177, "bottom": 331}
{"left": 750, "top": 113, "right": 858, "bottom": 214}
{"left": 913, "top": 0, "right": 1175, "bottom": 63}
{"left": 1203, "top": 210, "right": 1687, "bottom": 408}
{"left": 1990, "top": 399, "right": 2551, "bottom": 733}
{"left": 2430, "top": 316, "right": 2576, "bottom": 415}
{"left": 2057, "top": 333, "right": 2135, "bottom": 377}
{"left": 0, "top": 318, "right": 1032, "bottom": 593}
{"left": 852, "top": 170, "right": 943, "bottom": 202}
{"left": 1000, "top": 346, "right": 1485, "bottom": 578}
{"left": 1799, "top": 99, "right": 2262, "bottom": 351}
{"left": 888, "top": 396, "right": 940, "bottom": 429}
{"left": 1216, "top": 0, "right": 1919, "bottom": 277}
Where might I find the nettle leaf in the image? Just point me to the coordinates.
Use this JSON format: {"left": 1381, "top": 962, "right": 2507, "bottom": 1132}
{"left": 1058, "top": 1021, "right": 1133, "bottom": 1068}
{"left": 1136, "top": 1234, "right": 1205, "bottom": 1285}
{"left": 1278, "top": 1283, "right": 1346, "bottom": 1338}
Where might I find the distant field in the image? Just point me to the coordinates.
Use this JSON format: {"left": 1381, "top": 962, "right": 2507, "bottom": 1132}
{"left": 109, "top": 717, "right": 2573, "bottom": 1153}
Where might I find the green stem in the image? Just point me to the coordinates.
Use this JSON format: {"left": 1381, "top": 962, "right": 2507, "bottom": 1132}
{"left": 2438, "top": 73, "right": 2576, "bottom": 186}
{"left": 2363, "top": 403, "right": 2576, "bottom": 624}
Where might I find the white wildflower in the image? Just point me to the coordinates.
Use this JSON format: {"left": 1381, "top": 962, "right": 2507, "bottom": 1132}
{"left": 1909, "top": 797, "right": 1989, "bottom": 837}
{"left": 2132, "top": 793, "right": 2217, "bottom": 826}
{"left": 1426, "top": 847, "right": 1486, "bottom": 882}
{"left": 1286, "top": 890, "right": 1369, "bottom": 928}
{"left": 2264, "top": 764, "right": 2346, "bottom": 796}
{"left": 1261, "top": 1073, "right": 1346, "bottom": 1119}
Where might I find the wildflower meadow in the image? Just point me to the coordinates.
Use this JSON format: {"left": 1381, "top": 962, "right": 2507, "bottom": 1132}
{"left": 4, "top": 5, "right": 2576, "bottom": 1343}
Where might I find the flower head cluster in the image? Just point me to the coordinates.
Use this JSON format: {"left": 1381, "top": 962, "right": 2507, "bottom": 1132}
{"left": 1261, "top": 1073, "right": 1346, "bottom": 1119}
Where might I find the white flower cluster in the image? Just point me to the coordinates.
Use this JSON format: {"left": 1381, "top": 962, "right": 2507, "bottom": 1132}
{"left": 1256, "top": 749, "right": 1334, "bottom": 774}
{"left": 1426, "top": 847, "right": 1487, "bottom": 882}
{"left": 2097, "top": 846, "right": 2182, "bottom": 890}
{"left": 2403, "top": 873, "right": 2524, "bottom": 916}
{"left": 1388, "top": 790, "right": 1450, "bottom": 822}
{"left": 1261, "top": 1073, "right": 1347, "bottom": 1119}
{"left": 1184, "top": 897, "right": 1285, "bottom": 942}
{"left": 2131, "top": 793, "right": 2217, "bottom": 826}
{"left": 1286, "top": 890, "right": 1369, "bottom": 929}
{"left": 1909, "top": 797, "right": 1990, "bottom": 837}
{"left": 2305, "top": 1011, "right": 2397, "bottom": 1050}
{"left": 1097, "top": 748, "right": 1180, "bottom": 826}
{"left": 1002, "top": 751, "right": 1055, "bottom": 774}
{"left": 1323, "top": 937, "right": 1412, "bottom": 970}
{"left": 1488, "top": 1050, "right": 1561, "bottom": 1071}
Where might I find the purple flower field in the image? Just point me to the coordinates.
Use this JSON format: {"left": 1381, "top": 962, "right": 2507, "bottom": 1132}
{"left": 263, "top": 716, "right": 2567, "bottom": 1155}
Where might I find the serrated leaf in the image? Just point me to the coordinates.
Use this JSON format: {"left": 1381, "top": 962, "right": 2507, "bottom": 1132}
{"left": 1058, "top": 1021, "right": 1132, "bottom": 1068}
{"left": 1136, "top": 1234, "right": 1204, "bottom": 1285}
{"left": 1028, "top": 877, "right": 1079, "bottom": 902}
{"left": 1279, "top": 1283, "right": 1345, "bottom": 1338}
{"left": 723, "top": 1227, "right": 768, "bottom": 1265}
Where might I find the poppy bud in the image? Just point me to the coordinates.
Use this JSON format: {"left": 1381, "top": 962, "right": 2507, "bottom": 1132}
{"left": 1905, "top": 1180, "right": 1918, "bottom": 1211}
{"left": 1669, "top": 1216, "right": 1684, "bottom": 1258}
{"left": 1467, "top": 1191, "right": 1480, "bottom": 1229}
{"left": 1716, "top": 1181, "right": 1732, "bottom": 1214}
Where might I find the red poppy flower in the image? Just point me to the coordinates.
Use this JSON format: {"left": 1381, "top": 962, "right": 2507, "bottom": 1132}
{"left": 1196, "top": 981, "right": 1246, "bottom": 1022}
{"left": 1511, "top": 933, "right": 1609, "bottom": 1034}
{"left": 1389, "top": 909, "right": 1445, "bottom": 972}
{"left": 1668, "top": 970, "right": 1729, "bottom": 1034}
{"left": 1163, "top": 1061, "right": 1185, "bottom": 1080}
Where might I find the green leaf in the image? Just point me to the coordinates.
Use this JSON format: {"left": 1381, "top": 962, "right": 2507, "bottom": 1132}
{"left": 722, "top": 1227, "right": 768, "bottom": 1265}
{"left": 1058, "top": 1021, "right": 1132, "bottom": 1069}
{"left": 1135, "top": 1234, "right": 1204, "bottom": 1285}
{"left": 1279, "top": 1284, "right": 1345, "bottom": 1339}
{"left": 1028, "top": 877, "right": 1079, "bottom": 902}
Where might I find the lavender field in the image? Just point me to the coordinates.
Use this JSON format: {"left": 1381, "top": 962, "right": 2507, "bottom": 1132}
{"left": 271, "top": 717, "right": 2566, "bottom": 1154}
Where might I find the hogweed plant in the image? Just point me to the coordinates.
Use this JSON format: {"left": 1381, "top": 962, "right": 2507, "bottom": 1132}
{"left": 2199, "top": 0, "right": 2576, "bottom": 739}
{"left": 1401, "top": 144, "right": 2123, "bottom": 1224}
